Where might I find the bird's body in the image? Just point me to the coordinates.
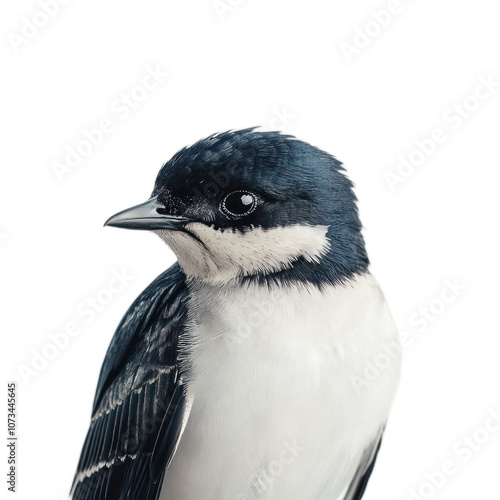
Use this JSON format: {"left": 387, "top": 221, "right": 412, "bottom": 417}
{"left": 163, "top": 273, "right": 398, "bottom": 500}
{"left": 70, "top": 129, "right": 400, "bottom": 500}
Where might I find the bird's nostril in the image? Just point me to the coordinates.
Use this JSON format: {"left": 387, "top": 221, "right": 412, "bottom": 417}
{"left": 157, "top": 205, "right": 181, "bottom": 216}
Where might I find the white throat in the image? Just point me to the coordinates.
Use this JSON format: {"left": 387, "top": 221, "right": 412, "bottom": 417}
{"left": 156, "top": 223, "right": 330, "bottom": 284}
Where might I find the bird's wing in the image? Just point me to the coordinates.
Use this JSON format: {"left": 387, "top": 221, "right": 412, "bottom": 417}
{"left": 343, "top": 430, "right": 384, "bottom": 500}
{"left": 70, "top": 264, "right": 190, "bottom": 500}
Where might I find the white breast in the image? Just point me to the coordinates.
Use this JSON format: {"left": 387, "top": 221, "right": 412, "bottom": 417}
{"left": 161, "top": 273, "right": 400, "bottom": 500}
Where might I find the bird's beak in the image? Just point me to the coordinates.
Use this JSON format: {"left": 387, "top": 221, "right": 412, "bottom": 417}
{"left": 104, "top": 196, "right": 190, "bottom": 231}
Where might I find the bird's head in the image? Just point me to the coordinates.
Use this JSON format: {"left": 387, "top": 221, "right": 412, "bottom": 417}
{"left": 105, "top": 129, "right": 369, "bottom": 286}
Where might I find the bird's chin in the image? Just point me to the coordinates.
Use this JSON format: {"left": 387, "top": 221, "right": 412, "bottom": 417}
{"left": 154, "top": 228, "right": 220, "bottom": 281}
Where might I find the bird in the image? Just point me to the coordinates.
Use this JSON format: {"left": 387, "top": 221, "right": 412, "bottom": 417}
{"left": 69, "top": 128, "right": 401, "bottom": 500}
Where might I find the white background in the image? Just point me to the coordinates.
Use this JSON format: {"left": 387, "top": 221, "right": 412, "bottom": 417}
{"left": 1, "top": 0, "right": 499, "bottom": 499}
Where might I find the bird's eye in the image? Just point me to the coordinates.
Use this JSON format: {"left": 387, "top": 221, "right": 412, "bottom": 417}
{"left": 221, "top": 190, "right": 257, "bottom": 218}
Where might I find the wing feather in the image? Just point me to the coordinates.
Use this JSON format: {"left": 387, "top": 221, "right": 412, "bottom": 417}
{"left": 344, "top": 430, "right": 384, "bottom": 500}
{"left": 70, "top": 264, "right": 189, "bottom": 500}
